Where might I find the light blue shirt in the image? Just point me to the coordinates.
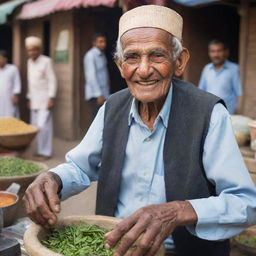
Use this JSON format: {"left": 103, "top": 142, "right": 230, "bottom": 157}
{"left": 84, "top": 46, "right": 110, "bottom": 100}
{"left": 199, "top": 60, "right": 242, "bottom": 114}
{"left": 51, "top": 85, "right": 256, "bottom": 249}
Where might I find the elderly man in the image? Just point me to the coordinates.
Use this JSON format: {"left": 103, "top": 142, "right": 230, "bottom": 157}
{"left": 0, "top": 50, "right": 21, "bottom": 117}
{"left": 23, "top": 5, "right": 256, "bottom": 256}
{"left": 25, "top": 36, "right": 57, "bottom": 161}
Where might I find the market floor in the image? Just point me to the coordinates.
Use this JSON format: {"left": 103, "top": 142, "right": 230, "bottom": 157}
{"left": 21, "top": 136, "right": 248, "bottom": 256}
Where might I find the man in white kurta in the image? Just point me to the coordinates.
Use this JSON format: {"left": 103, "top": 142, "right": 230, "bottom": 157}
{"left": 0, "top": 50, "right": 21, "bottom": 117}
{"left": 25, "top": 37, "right": 57, "bottom": 160}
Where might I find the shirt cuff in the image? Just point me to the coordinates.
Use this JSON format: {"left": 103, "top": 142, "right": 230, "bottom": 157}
{"left": 186, "top": 198, "right": 246, "bottom": 241}
{"left": 49, "top": 164, "right": 91, "bottom": 201}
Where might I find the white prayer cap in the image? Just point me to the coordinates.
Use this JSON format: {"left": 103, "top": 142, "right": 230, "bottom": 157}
{"left": 25, "top": 36, "right": 42, "bottom": 48}
{"left": 118, "top": 5, "right": 183, "bottom": 41}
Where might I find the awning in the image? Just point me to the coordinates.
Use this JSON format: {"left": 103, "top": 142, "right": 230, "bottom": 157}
{"left": 0, "top": 0, "right": 30, "bottom": 25}
{"left": 18, "top": 0, "right": 116, "bottom": 20}
{"left": 173, "top": 0, "right": 221, "bottom": 6}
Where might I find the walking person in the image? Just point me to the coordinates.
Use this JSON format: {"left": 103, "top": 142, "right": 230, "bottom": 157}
{"left": 25, "top": 36, "right": 57, "bottom": 161}
{"left": 84, "top": 33, "right": 110, "bottom": 119}
{"left": 199, "top": 39, "right": 242, "bottom": 114}
{"left": 0, "top": 50, "right": 21, "bottom": 118}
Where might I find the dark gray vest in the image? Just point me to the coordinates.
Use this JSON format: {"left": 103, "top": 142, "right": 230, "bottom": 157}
{"left": 96, "top": 78, "right": 230, "bottom": 256}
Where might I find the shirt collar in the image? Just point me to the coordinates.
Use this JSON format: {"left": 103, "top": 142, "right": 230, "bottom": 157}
{"left": 93, "top": 46, "right": 103, "bottom": 56}
{"left": 210, "top": 60, "right": 229, "bottom": 70}
{"left": 128, "top": 82, "right": 173, "bottom": 129}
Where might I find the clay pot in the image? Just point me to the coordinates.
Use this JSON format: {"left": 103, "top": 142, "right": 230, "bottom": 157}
{"left": 248, "top": 120, "right": 256, "bottom": 151}
{"left": 24, "top": 215, "right": 165, "bottom": 256}
{"left": 233, "top": 226, "right": 256, "bottom": 256}
{"left": 0, "top": 161, "right": 48, "bottom": 226}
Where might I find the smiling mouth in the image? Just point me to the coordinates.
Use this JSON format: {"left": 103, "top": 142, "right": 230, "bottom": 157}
{"left": 136, "top": 80, "right": 159, "bottom": 86}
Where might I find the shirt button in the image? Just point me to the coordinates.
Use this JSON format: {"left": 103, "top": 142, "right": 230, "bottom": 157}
{"left": 145, "top": 137, "right": 151, "bottom": 142}
{"left": 143, "top": 171, "right": 148, "bottom": 176}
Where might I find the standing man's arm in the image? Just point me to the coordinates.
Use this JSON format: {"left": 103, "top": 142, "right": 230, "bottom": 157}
{"left": 46, "top": 59, "right": 57, "bottom": 109}
{"left": 198, "top": 66, "right": 207, "bottom": 90}
{"left": 12, "top": 66, "right": 21, "bottom": 105}
{"left": 232, "top": 66, "right": 243, "bottom": 113}
{"left": 84, "top": 53, "right": 105, "bottom": 104}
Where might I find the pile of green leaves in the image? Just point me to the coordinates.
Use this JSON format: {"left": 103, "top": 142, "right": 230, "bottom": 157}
{"left": 0, "top": 157, "right": 41, "bottom": 177}
{"left": 238, "top": 236, "right": 256, "bottom": 247}
{"left": 41, "top": 224, "right": 114, "bottom": 256}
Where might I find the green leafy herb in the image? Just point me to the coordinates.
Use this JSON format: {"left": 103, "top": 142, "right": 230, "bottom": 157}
{"left": 0, "top": 157, "right": 41, "bottom": 177}
{"left": 41, "top": 224, "right": 114, "bottom": 256}
{"left": 238, "top": 236, "right": 256, "bottom": 247}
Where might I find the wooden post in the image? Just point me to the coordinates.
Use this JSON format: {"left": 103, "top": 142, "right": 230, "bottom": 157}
{"left": 237, "top": 0, "right": 249, "bottom": 114}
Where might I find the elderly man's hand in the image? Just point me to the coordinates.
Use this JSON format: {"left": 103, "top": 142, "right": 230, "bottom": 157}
{"left": 104, "top": 201, "right": 197, "bottom": 256}
{"left": 22, "top": 171, "right": 62, "bottom": 227}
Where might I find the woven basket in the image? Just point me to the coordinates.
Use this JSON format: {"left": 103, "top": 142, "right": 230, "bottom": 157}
{"left": 233, "top": 226, "right": 256, "bottom": 256}
{"left": 24, "top": 215, "right": 165, "bottom": 256}
{"left": 0, "top": 161, "right": 48, "bottom": 226}
{"left": 0, "top": 126, "right": 38, "bottom": 149}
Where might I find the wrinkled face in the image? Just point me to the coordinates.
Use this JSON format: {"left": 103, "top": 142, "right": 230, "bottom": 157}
{"left": 208, "top": 43, "right": 227, "bottom": 66}
{"left": 0, "top": 55, "right": 7, "bottom": 67}
{"left": 26, "top": 46, "right": 41, "bottom": 60}
{"left": 93, "top": 36, "right": 107, "bottom": 51}
{"left": 117, "top": 28, "right": 176, "bottom": 103}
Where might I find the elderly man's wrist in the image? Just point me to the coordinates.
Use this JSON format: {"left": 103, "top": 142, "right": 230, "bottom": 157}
{"left": 48, "top": 171, "right": 63, "bottom": 195}
{"left": 175, "top": 201, "right": 198, "bottom": 226}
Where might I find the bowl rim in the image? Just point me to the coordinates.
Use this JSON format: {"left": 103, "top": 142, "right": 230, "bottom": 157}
{"left": 0, "top": 160, "right": 48, "bottom": 179}
{"left": 0, "top": 125, "right": 38, "bottom": 137}
{"left": 0, "top": 191, "right": 19, "bottom": 208}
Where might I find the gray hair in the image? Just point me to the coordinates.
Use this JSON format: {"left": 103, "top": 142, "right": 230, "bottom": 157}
{"left": 114, "top": 35, "right": 183, "bottom": 62}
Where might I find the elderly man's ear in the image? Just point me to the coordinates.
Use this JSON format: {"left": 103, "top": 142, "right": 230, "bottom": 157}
{"left": 114, "top": 57, "right": 125, "bottom": 78}
{"left": 174, "top": 48, "right": 190, "bottom": 77}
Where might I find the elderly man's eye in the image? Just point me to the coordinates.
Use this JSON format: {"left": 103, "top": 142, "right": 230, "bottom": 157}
{"left": 150, "top": 53, "right": 167, "bottom": 63}
{"left": 124, "top": 54, "right": 140, "bottom": 63}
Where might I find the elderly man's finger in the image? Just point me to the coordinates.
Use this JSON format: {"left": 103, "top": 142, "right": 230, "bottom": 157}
{"left": 111, "top": 217, "right": 151, "bottom": 256}
{"left": 26, "top": 191, "right": 49, "bottom": 226}
{"left": 131, "top": 222, "right": 160, "bottom": 256}
{"left": 32, "top": 187, "right": 57, "bottom": 225}
{"left": 104, "top": 214, "right": 138, "bottom": 248}
{"left": 43, "top": 179, "right": 61, "bottom": 214}
{"left": 144, "top": 235, "right": 163, "bottom": 256}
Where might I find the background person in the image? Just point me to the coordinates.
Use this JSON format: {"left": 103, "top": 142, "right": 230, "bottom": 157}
{"left": 0, "top": 50, "right": 21, "bottom": 118}
{"left": 25, "top": 36, "right": 57, "bottom": 161}
{"left": 199, "top": 39, "right": 242, "bottom": 114}
{"left": 83, "top": 33, "right": 110, "bottom": 119}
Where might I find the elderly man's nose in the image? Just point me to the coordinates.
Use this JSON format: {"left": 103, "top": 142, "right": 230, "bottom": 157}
{"left": 137, "top": 57, "right": 152, "bottom": 78}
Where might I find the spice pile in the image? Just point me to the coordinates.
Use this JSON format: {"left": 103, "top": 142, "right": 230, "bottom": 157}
{"left": 42, "top": 224, "right": 113, "bottom": 256}
{"left": 0, "top": 117, "right": 37, "bottom": 135}
{"left": 0, "top": 157, "right": 41, "bottom": 177}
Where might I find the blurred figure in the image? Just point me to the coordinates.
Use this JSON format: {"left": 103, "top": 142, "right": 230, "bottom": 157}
{"left": 83, "top": 33, "right": 110, "bottom": 119}
{"left": 25, "top": 36, "right": 57, "bottom": 161}
{"left": 199, "top": 39, "right": 242, "bottom": 114}
{"left": 0, "top": 50, "right": 21, "bottom": 117}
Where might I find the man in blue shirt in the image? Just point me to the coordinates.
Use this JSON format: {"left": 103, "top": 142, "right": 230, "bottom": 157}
{"left": 23, "top": 6, "right": 256, "bottom": 256}
{"left": 84, "top": 33, "right": 110, "bottom": 119}
{"left": 199, "top": 39, "right": 242, "bottom": 114}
